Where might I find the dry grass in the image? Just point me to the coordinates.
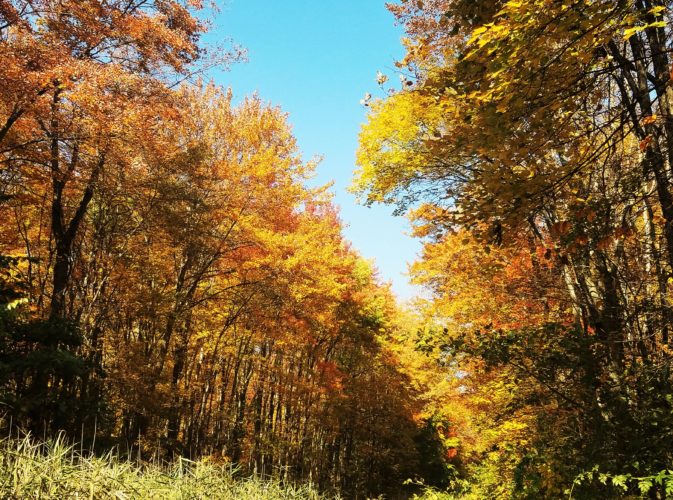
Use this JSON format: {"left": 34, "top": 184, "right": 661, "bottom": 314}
{"left": 0, "top": 434, "right": 324, "bottom": 499}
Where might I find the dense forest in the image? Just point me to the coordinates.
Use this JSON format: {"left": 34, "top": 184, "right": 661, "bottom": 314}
{"left": 3, "top": 0, "right": 673, "bottom": 498}
{"left": 355, "top": 0, "right": 673, "bottom": 497}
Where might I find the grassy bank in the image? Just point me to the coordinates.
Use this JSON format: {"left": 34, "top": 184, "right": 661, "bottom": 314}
{"left": 0, "top": 435, "right": 323, "bottom": 499}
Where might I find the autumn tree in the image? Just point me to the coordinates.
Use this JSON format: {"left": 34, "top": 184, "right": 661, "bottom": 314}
{"left": 355, "top": 0, "right": 673, "bottom": 496}
{"left": 0, "top": 2, "right": 466, "bottom": 497}
{"left": 0, "top": 0, "right": 243, "bottom": 319}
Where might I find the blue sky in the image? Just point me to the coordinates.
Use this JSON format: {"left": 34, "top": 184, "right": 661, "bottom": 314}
{"left": 205, "top": 1, "right": 422, "bottom": 301}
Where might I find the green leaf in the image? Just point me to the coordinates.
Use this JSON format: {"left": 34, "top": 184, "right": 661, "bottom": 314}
{"left": 611, "top": 475, "right": 628, "bottom": 491}
{"left": 638, "top": 479, "right": 653, "bottom": 494}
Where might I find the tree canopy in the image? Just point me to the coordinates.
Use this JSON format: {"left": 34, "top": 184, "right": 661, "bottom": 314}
{"left": 355, "top": 0, "right": 673, "bottom": 497}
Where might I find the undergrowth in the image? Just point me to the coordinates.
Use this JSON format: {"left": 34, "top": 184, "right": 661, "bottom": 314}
{"left": 0, "top": 434, "right": 323, "bottom": 499}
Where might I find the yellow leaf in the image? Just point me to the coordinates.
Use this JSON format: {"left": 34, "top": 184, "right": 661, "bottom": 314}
{"left": 624, "top": 21, "right": 667, "bottom": 40}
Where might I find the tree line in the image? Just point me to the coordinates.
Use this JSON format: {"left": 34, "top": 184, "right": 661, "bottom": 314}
{"left": 0, "top": 1, "right": 453, "bottom": 497}
{"left": 355, "top": 0, "right": 673, "bottom": 497}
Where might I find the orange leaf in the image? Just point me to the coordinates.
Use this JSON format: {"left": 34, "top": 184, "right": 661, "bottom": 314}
{"left": 642, "top": 115, "right": 657, "bottom": 126}
{"left": 639, "top": 135, "right": 654, "bottom": 151}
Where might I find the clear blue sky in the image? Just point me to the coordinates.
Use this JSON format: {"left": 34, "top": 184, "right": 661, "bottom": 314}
{"left": 205, "top": 0, "right": 422, "bottom": 301}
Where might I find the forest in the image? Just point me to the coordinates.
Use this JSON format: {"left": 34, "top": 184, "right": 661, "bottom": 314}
{"left": 2, "top": 0, "right": 673, "bottom": 498}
